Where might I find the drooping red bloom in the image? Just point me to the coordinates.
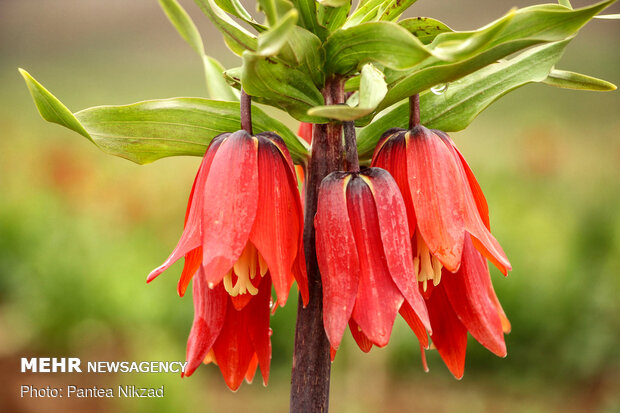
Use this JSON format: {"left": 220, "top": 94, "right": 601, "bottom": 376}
{"left": 147, "top": 129, "right": 307, "bottom": 388}
{"left": 372, "top": 125, "right": 511, "bottom": 377}
{"left": 314, "top": 168, "right": 430, "bottom": 352}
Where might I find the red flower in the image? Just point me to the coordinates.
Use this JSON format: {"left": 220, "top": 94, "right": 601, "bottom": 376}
{"left": 147, "top": 130, "right": 307, "bottom": 387}
{"left": 372, "top": 125, "right": 511, "bottom": 377}
{"left": 314, "top": 168, "right": 430, "bottom": 352}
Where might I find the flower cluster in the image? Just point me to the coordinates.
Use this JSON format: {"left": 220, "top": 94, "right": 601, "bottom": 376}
{"left": 150, "top": 110, "right": 511, "bottom": 389}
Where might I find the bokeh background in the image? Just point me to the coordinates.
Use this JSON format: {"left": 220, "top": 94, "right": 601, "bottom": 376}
{"left": 0, "top": 0, "right": 619, "bottom": 412}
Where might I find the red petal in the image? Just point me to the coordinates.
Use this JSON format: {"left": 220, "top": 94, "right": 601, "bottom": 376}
{"left": 148, "top": 136, "right": 227, "bottom": 285}
{"left": 246, "top": 275, "right": 273, "bottom": 386}
{"left": 213, "top": 298, "right": 256, "bottom": 391}
{"left": 183, "top": 267, "right": 228, "bottom": 377}
{"left": 363, "top": 168, "right": 431, "bottom": 334}
{"left": 406, "top": 127, "right": 465, "bottom": 272}
{"left": 201, "top": 131, "right": 259, "bottom": 287}
{"left": 314, "top": 172, "right": 360, "bottom": 350}
{"left": 244, "top": 354, "right": 259, "bottom": 384}
{"left": 297, "top": 122, "right": 313, "bottom": 144}
{"left": 178, "top": 247, "right": 202, "bottom": 297}
{"left": 260, "top": 132, "right": 308, "bottom": 305}
{"left": 399, "top": 300, "right": 429, "bottom": 349}
{"left": 439, "top": 133, "right": 511, "bottom": 275}
{"left": 427, "top": 284, "right": 468, "bottom": 379}
{"left": 330, "top": 347, "right": 337, "bottom": 362}
{"left": 347, "top": 175, "right": 403, "bottom": 347}
{"left": 442, "top": 236, "right": 506, "bottom": 357}
{"left": 250, "top": 136, "right": 302, "bottom": 306}
{"left": 487, "top": 279, "right": 511, "bottom": 334}
{"left": 349, "top": 319, "right": 373, "bottom": 353}
{"left": 371, "top": 130, "right": 417, "bottom": 236}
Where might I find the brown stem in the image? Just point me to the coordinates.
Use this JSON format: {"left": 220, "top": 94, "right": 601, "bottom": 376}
{"left": 240, "top": 88, "right": 253, "bottom": 135}
{"left": 343, "top": 121, "right": 359, "bottom": 172}
{"left": 409, "top": 93, "right": 420, "bottom": 129}
{"left": 290, "top": 75, "right": 345, "bottom": 413}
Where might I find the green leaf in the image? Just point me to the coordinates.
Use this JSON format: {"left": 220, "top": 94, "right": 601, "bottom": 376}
{"left": 307, "top": 63, "right": 387, "bottom": 120}
{"left": 558, "top": 0, "right": 572, "bottom": 8}
{"left": 241, "top": 53, "right": 325, "bottom": 122}
{"left": 20, "top": 69, "right": 91, "bottom": 142}
{"left": 318, "top": 0, "right": 351, "bottom": 31}
{"left": 429, "top": 9, "right": 515, "bottom": 61}
{"left": 357, "top": 40, "right": 572, "bottom": 159}
{"left": 278, "top": 27, "right": 325, "bottom": 87}
{"left": 289, "top": 0, "right": 328, "bottom": 40}
{"left": 258, "top": 0, "right": 294, "bottom": 26}
{"left": 324, "top": 22, "right": 432, "bottom": 75}
{"left": 202, "top": 56, "right": 239, "bottom": 100}
{"left": 159, "top": 0, "right": 205, "bottom": 56}
{"left": 20, "top": 70, "right": 308, "bottom": 164}
{"left": 489, "top": 1, "right": 614, "bottom": 47}
{"left": 257, "top": 9, "right": 299, "bottom": 56}
{"left": 377, "top": 0, "right": 418, "bottom": 22}
{"left": 159, "top": 0, "right": 237, "bottom": 100}
{"left": 213, "top": 0, "right": 267, "bottom": 31}
{"left": 375, "top": 0, "right": 614, "bottom": 115}
{"left": 594, "top": 13, "right": 620, "bottom": 19}
{"left": 543, "top": 69, "right": 617, "bottom": 91}
{"left": 194, "top": 0, "right": 258, "bottom": 55}
{"left": 399, "top": 17, "right": 453, "bottom": 44}
{"left": 318, "top": 0, "right": 348, "bottom": 7}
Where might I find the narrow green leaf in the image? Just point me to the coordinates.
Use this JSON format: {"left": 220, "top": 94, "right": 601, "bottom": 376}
{"left": 19, "top": 69, "right": 91, "bottom": 142}
{"left": 399, "top": 17, "right": 453, "bottom": 44}
{"left": 257, "top": 0, "right": 295, "bottom": 25}
{"left": 345, "top": 0, "right": 384, "bottom": 27}
{"left": 377, "top": 0, "right": 418, "bottom": 22}
{"left": 241, "top": 52, "right": 325, "bottom": 122}
{"left": 318, "top": 0, "right": 351, "bottom": 31}
{"left": 202, "top": 56, "right": 239, "bottom": 100}
{"left": 289, "top": 0, "right": 328, "bottom": 40}
{"left": 278, "top": 27, "right": 325, "bottom": 87}
{"left": 307, "top": 63, "right": 387, "bottom": 120}
{"left": 213, "top": 0, "right": 267, "bottom": 31}
{"left": 357, "top": 40, "right": 572, "bottom": 158}
{"left": 159, "top": 0, "right": 237, "bottom": 100}
{"left": 318, "top": 0, "right": 348, "bottom": 7}
{"left": 324, "top": 22, "right": 432, "bottom": 75}
{"left": 429, "top": 9, "right": 515, "bottom": 61}
{"left": 375, "top": 0, "right": 614, "bottom": 115}
{"left": 257, "top": 9, "right": 298, "bottom": 56}
{"left": 194, "top": 0, "right": 258, "bottom": 55}
{"left": 594, "top": 13, "right": 620, "bottom": 19}
{"left": 158, "top": 0, "right": 205, "bottom": 56}
{"left": 559, "top": 0, "right": 572, "bottom": 8}
{"left": 543, "top": 69, "right": 617, "bottom": 91}
{"left": 20, "top": 71, "right": 307, "bottom": 164}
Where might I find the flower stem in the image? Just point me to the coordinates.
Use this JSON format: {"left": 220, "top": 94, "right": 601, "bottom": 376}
{"left": 409, "top": 93, "right": 420, "bottom": 129}
{"left": 240, "top": 88, "right": 253, "bottom": 135}
{"left": 343, "top": 121, "right": 360, "bottom": 173}
{"left": 290, "top": 75, "right": 345, "bottom": 413}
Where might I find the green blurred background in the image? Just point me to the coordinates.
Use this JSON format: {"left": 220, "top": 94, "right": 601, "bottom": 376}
{"left": 0, "top": 0, "right": 618, "bottom": 412}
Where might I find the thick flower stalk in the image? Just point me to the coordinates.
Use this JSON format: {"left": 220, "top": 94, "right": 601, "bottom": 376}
{"left": 147, "top": 129, "right": 308, "bottom": 388}
{"left": 314, "top": 167, "right": 431, "bottom": 353}
{"left": 371, "top": 106, "right": 511, "bottom": 377}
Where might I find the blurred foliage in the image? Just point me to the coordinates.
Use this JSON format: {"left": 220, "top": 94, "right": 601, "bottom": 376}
{"left": 0, "top": 0, "right": 619, "bottom": 412}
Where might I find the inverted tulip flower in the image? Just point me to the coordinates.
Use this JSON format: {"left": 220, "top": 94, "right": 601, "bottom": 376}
{"left": 371, "top": 122, "right": 511, "bottom": 377}
{"left": 314, "top": 167, "right": 431, "bottom": 352}
{"left": 371, "top": 125, "right": 511, "bottom": 284}
{"left": 147, "top": 129, "right": 308, "bottom": 388}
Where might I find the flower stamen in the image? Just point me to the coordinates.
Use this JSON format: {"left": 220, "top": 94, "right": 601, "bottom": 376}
{"left": 223, "top": 242, "right": 266, "bottom": 296}
{"left": 414, "top": 231, "right": 443, "bottom": 291}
